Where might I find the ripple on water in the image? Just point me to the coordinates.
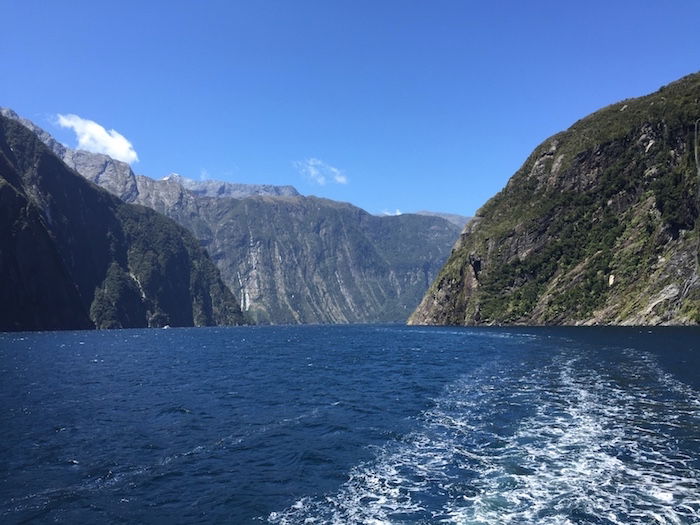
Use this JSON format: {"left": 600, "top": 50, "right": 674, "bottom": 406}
{"left": 269, "top": 349, "right": 700, "bottom": 524}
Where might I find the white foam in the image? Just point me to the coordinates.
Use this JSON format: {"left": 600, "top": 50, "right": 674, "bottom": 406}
{"left": 268, "top": 348, "right": 700, "bottom": 524}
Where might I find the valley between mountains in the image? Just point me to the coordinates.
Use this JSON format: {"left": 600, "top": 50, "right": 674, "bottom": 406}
{"left": 2, "top": 71, "right": 698, "bottom": 331}
{"left": 1, "top": 108, "right": 462, "bottom": 328}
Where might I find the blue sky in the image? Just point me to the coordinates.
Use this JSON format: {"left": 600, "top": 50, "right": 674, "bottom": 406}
{"left": 2, "top": 1, "right": 699, "bottom": 216}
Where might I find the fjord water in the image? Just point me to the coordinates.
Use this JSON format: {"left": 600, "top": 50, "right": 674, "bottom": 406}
{"left": 1, "top": 326, "right": 699, "bottom": 524}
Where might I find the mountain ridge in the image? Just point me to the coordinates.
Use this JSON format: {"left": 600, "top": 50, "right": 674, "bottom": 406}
{"left": 414, "top": 211, "right": 472, "bottom": 229}
{"left": 0, "top": 108, "right": 301, "bottom": 203}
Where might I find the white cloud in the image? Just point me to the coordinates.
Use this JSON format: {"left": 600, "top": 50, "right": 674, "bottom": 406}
{"left": 57, "top": 113, "right": 139, "bottom": 164}
{"left": 294, "top": 158, "right": 348, "bottom": 185}
{"left": 200, "top": 168, "right": 210, "bottom": 181}
{"left": 382, "top": 209, "right": 403, "bottom": 216}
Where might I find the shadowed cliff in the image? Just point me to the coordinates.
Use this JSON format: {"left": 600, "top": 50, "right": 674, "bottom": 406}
{"left": 0, "top": 115, "right": 245, "bottom": 331}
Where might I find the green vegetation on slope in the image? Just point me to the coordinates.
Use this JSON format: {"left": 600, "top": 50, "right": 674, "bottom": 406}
{"left": 0, "top": 115, "right": 245, "bottom": 331}
{"left": 410, "top": 72, "right": 700, "bottom": 326}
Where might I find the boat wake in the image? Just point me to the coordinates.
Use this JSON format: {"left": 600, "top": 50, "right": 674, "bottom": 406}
{"left": 269, "top": 346, "right": 700, "bottom": 524}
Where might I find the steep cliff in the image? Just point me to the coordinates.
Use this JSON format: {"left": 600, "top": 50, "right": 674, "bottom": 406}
{"left": 0, "top": 115, "right": 245, "bottom": 331}
{"left": 410, "top": 72, "right": 700, "bottom": 326}
{"left": 162, "top": 195, "right": 460, "bottom": 323}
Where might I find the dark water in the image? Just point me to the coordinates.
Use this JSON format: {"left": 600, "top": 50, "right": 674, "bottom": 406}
{"left": 1, "top": 326, "right": 699, "bottom": 524}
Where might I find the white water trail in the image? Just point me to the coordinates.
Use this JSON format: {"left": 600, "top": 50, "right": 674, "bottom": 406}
{"left": 269, "top": 347, "right": 700, "bottom": 524}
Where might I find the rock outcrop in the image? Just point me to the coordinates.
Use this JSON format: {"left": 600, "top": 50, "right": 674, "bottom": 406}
{"left": 410, "top": 72, "right": 700, "bottom": 326}
{"left": 173, "top": 173, "right": 299, "bottom": 199}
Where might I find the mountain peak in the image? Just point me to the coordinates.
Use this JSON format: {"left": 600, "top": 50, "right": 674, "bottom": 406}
{"left": 2, "top": 110, "right": 302, "bottom": 202}
{"left": 176, "top": 175, "right": 300, "bottom": 199}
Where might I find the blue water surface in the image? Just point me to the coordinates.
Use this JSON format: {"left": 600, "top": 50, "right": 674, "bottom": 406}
{"left": 1, "top": 325, "right": 699, "bottom": 524}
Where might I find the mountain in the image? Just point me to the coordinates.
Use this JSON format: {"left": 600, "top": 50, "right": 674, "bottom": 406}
{"left": 410, "top": 72, "right": 700, "bottom": 326}
{"left": 0, "top": 109, "right": 300, "bottom": 203}
{"left": 0, "top": 114, "right": 245, "bottom": 331}
{"left": 415, "top": 211, "right": 472, "bottom": 229}
{"left": 159, "top": 195, "right": 461, "bottom": 323}
{"left": 2, "top": 109, "right": 461, "bottom": 324}
{"left": 116, "top": 183, "right": 461, "bottom": 323}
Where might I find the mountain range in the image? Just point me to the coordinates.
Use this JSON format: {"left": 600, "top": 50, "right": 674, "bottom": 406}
{"left": 2, "top": 108, "right": 461, "bottom": 325}
{"left": 13, "top": 72, "right": 694, "bottom": 329}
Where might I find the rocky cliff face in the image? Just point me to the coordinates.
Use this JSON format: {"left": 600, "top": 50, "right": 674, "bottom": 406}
{"left": 0, "top": 115, "right": 245, "bottom": 331}
{"left": 410, "top": 72, "right": 700, "bottom": 326}
{"left": 0, "top": 108, "right": 141, "bottom": 202}
{"left": 2, "top": 109, "right": 461, "bottom": 324}
{"left": 96, "top": 176, "right": 460, "bottom": 324}
{"left": 121, "top": 180, "right": 460, "bottom": 323}
{"left": 0, "top": 162, "right": 93, "bottom": 331}
{"left": 147, "top": 194, "right": 462, "bottom": 323}
{"left": 163, "top": 195, "right": 460, "bottom": 323}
